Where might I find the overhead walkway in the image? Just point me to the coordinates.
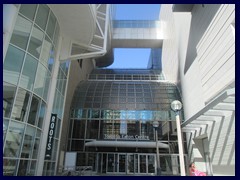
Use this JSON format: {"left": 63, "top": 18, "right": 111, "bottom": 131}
{"left": 112, "top": 20, "right": 164, "bottom": 48}
{"left": 95, "top": 20, "right": 165, "bottom": 67}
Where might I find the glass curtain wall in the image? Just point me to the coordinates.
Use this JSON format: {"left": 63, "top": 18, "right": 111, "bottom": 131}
{"left": 3, "top": 4, "right": 60, "bottom": 176}
{"left": 68, "top": 69, "right": 186, "bottom": 175}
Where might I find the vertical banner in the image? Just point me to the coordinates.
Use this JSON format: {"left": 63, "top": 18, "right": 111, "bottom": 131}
{"left": 45, "top": 113, "right": 57, "bottom": 160}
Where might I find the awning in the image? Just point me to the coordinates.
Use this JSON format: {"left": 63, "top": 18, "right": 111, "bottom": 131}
{"left": 85, "top": 140, "right": 169, "bottom": 149}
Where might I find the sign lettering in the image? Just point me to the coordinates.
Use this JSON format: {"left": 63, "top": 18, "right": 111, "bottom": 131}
{"left": 104, "top": 134, "right": 149, "bottom": 140}
{"left": 45, "top": 114, "right": 57, "bottom": 159}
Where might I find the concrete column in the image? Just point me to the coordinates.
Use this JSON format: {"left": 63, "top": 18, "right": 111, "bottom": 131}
{"left": 36, "top": 36, "right": 62, "bottom": 175}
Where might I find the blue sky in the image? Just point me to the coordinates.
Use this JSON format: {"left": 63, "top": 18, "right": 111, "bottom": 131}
{"left": 106, "top": 4, "right": 161, "bottom": 69}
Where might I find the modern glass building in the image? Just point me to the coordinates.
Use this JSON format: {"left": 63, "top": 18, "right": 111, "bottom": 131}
{"left": 3, "top": 4, "right": 69, "bottom": 176}
{"left": 3, "top": 4, "right": 235, "bottom": 176}
{"left": 68, "top": 69, "right": 186, "bottom": 175}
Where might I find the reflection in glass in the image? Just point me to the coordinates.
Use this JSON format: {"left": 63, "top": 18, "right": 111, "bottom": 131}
{"left": 19, "top": 54, "right": 38, "bottom": 90}
{"left": 32, "top": 129, "right": 41, "bottom": 159}
{"left": 10, "top": 15, "right": 32, "bottom": 50}
{"left": 4, "top": 121, "right": 25, "bottom": 157}
{"left": 3, "top": 45, "right": 25, "bottom": 85}
{"left": 120, "top": 120, "right": 127, "bottom": 134}
{"left": 72, "top": 120, "right": 86, "bottom": 139}
{"left": 37, "top": 101, "right": 46, "bottom": 129}
{"left": 148, "top": 155, "right": 155, "bottom": 173}
{"left": 53, "top": 23, "right": 59, "bottom": 46}
{"left": 29, "top": 160, "right": 37, "bottom": 175}
{"left": 28, "top": 25, "right": 44, "bottom": 58}
{"left": 128, "top": 154, "right": 134, "bottom": 173}
{"left": 34, "top": 63, "right": 48, "bottom": 98}
{"left": 17, "top": 160, "right": 29, "bottom": 176}
{"left": 32, "top": 138, "right": 40, "bottom": 159}
{"left": 54, "top": 118, "right": 61, "bottom": 138}
{"left": 28, "top": 95, "right": 40, "bottom": 125}
{"left": 40, "top": 36, "right": 52, "bottom": 67}
{"left": 107, "top": 154, "right": 114, "bottom": 172}
{"left": 46, "top": 12, "right": 56, "bottom": 40}
{"left": 43, "top": 70, "right": 51, "bottom": 101}
{"left": 21, "top": 125, "right": 35, "bottom": 158}
{"left": 48, "top": 47, "right": 55, "bottom": 72}
{"left": 119, "top": 154, "right": 126, "bottom": 172}
{"left": 11, "top": 88, "right": 30, "bottom": 122}
{"left": 140, "top": 155, "right": 146, "bottom": 173}
{"left": 19, "top": 4, "right": 37, "bottom": 20}
{"left": 3, "top": 83, "right": 16, "bottom": 118}
{"left": 127, "top": 120, "right": 136, "bottom": 136}
{"left": 35, "top": 4, "right": 49, "bottom": 31}
{"left": 86, "top": 120, "right": 99, "bottom": 139}
{"left": 3, "top": 119, "right": 9, "bottom": 143}
{"left": 3, "top": 159, "right": 17, "bottom": 176}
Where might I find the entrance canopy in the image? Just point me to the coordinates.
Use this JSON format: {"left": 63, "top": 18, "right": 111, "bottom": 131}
{"left": 85, "top": 140, "right": 169, "bottom": 149}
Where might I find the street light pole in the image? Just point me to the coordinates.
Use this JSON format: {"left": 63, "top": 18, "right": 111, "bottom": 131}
{"left": 153, "top": 120, "right": 161, "bottom": 176}
{"left": 171, "top": 100, "right": 186, "bottom": 176}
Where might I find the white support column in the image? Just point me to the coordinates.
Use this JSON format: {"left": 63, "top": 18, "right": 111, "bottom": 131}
{"left": 36, "top": 36, "right": 62, "bottom": 176}
{"left": 176, "top": 112, "right": 186, "bottom": 176}
{"left": 54, "top": 60, "right": 72, "bottom": 175}
{"left": 3, "top": 4, "right": 18, "bottom": 62}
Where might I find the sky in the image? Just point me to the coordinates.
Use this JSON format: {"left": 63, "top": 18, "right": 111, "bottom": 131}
{"left": 106, "top": 4, "right": 161, "bottom": 69}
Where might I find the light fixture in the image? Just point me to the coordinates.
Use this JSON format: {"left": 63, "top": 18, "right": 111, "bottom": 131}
{"left": 171, "top": 100, "right": 186, "bottom": 176}
{"left": 153, "top": 119, "right": 161, "bottom": 176}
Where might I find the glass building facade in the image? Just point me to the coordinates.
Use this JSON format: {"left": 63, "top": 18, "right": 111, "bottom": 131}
{"left": 3, "top": 4, "right": 69, "bottom": 176}
{"left": 68, "top": 69, "right": 187, "bottom": 175}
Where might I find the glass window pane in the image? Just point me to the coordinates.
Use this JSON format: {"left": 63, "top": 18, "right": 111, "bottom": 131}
{"left": 19, "top": 54, "right": 38, "bottom": 90}
{"left": 34, "top": 63, "right": 48, "bottom": 98}
{"left": 10, "top": 15, "right": 32, "bottom": 50}
{"left": 17, "top": 160, "right": 30, "bottom": 176}
{"left": 29, "top": 160, "right": 37, "bottom": 175}
{"left": 3, "top": 45, "right": 25, "bottom": 85}
{"left": 19, "top": 4, "right": 37, "bottom": 20}
{"left": 72, "top": 120, "right": 86, "bottom": 139}
{"left": 54, "top": 118, "right": 61, "bottom": 138}
{"left": 46, "top": 12, "right": 56, "bottom": 40}
{"left": 43, "top": 71, "right": 51, "bottom": 101}
{"left": 48, "top": 47, "right": 55, "bottom": 72}
{"left": 11, "top": 88, "right": 30, "bottom": 122}
{"left": 3, "top": 118, "right": 9, "bottom": 143}
{"left": 4, "top": 121, "right": 25, "bottom": 157}
{"left": 21, "top": 125, "right": 36, "bottom": 159}
{"left": 28, "top": 26, "right": 44, "bottom": 58}
{"left": 3, "top": 82, "right": 17, "bottom": 118}
{"left": 3, "top": 159, "right": 17, "bottom": 176}
{"left": 86, "top": 120, "right": 99, "bottom": 139}
{"left": 35, "top": 4, "right": 49, "bottom": 31}
{"left": 40, "top": 36, "right": 52, "bottom": 67}
{"left": 53, "top": 23, "right": 59, "bottom": 46}
{"left": 28, "top": 95, "right": 40, "bottom": 126}
{"left": 32, "top": 138, "right": 40, "bottom": 159}
{"left": 38, "top": 101, "right": 46, "bottom": 129}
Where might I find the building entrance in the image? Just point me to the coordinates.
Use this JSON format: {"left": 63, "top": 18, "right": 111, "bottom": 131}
{"left": 97, "top": 153, "right": 156, "bottom": 175}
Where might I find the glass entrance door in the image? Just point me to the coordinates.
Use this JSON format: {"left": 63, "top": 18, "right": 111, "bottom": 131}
{"left": 107, "top": 154, "right": 114, "bottom": 173}
{"left": 127, "top": 154, "right": 134, "bottom": 174}
{"left": 118, "top": 154, "right": 126, "bottom": 173}
{"left": 102, "top": 153, "right": 157, "bottom": 175}
{"left": 127, "top": 154, "right": 139, "bottom": 174}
